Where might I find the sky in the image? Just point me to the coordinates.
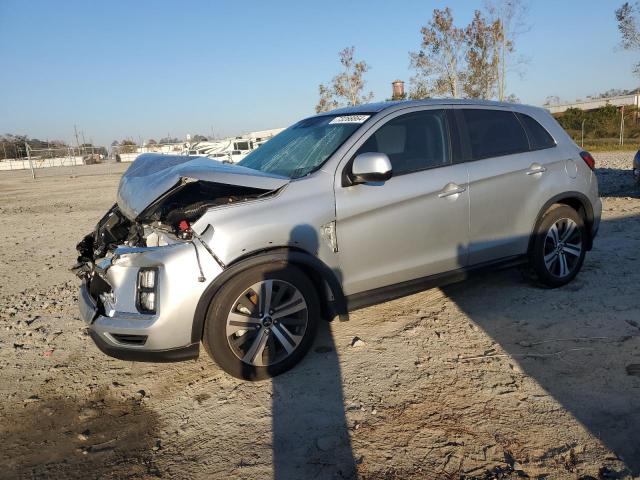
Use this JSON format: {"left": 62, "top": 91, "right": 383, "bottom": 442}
{"left": 0, "top": 0, "right": 637, "bottom": 147}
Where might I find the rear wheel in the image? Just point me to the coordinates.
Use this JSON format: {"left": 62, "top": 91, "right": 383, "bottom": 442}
{"left": 202, "top": 263, "right": 319, "bottom": 380}
{"left": 528, "top": 205, "right": 586, "bottom": 288}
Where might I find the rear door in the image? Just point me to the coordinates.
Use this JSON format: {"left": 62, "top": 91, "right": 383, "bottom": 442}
{"left": 457, "top": 107, "right": 558, "bottom": 264}
{"left": 334, "top": 108, "right": 470, "bottom": 296}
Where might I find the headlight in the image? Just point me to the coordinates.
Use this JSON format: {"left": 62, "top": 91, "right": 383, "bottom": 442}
{"left": 136, "top": 268, "right": 158, "bottom": 313}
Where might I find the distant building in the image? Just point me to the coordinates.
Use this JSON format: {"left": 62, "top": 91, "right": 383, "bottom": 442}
{"left": 546, "top": 94, "right": 640, "bottom": 114}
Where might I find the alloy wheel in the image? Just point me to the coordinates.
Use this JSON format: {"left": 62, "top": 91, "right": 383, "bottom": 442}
{"left": 543, "top": 217, "right": 582, "bottom": 278}
{"left": 225, "top": 279, "right": 308, "bottom": 367}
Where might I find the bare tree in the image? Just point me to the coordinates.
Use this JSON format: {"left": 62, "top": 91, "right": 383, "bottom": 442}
{"left": 463, "top": 10, "right": 502, "bottom": 99}
{"left": 483, "top": 0, "right": 529, "bottom": 101}
{"left": 315, "top": 47, "right": 374, "bottom": 113}
{"left": 616, "top": 2, "right": 640, "bottom": 74}
{"left": 409, "top": 8, "right": 466, "bottom": 99}
{"left": 316, "top": 84, "right": 340, "bottom": 113}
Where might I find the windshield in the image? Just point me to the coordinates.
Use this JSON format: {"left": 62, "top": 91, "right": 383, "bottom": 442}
{"left": 238, "top": 114, "right": 369, "bottom": 178}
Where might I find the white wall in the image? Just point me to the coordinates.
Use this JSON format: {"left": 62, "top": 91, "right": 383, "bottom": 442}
{"left": 0, "top": 156, "right": 84, "bottom": 171}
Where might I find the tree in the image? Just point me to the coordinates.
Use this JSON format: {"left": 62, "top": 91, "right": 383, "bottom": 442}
{"left": 0, "top": 134, "right": 27, "bottom": 159}
{"left": 315, "top": 46, "right": 374, "bottom": 113}
{"left": 316, "top": 84, "right": 340, "bottom": 113}
{"left": 616, "top": 2, "right": 640, "bottom": 74}
{"left": 118, "top": 139, "right": 137, "bottom": 153}
{"left": 463, "top": 10, "right": 502, "bottom": 99}
{"left": 483, "top": 0, "right": 530, "bottom": 101}
{"left": 191, "top": 134, "right": 208, "bottom": 142}
{"left": 409, "top": 8, "right": 466, "bottom": 99}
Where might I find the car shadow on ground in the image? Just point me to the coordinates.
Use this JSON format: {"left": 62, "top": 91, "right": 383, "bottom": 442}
{"left": 595, "top": 167, "right": 640, "bottom": 198}
{"left": 272, "top": 320, "right": 356, "bottom": 479}
{"left": 263, "top": 208, "right": 639, "bottom": 477}
{"left": 270, "top": 226, "right": 355, "bottom": 479}
{"left": 442, "top": 210, "right": 640, "bottom": 476}
{"left": 230, "top": 224, "right": 356, "bottom": 479}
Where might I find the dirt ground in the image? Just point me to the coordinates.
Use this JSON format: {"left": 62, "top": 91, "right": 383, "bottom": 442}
{"left": 0, "top": 154, "right": 639, "bottom": 480}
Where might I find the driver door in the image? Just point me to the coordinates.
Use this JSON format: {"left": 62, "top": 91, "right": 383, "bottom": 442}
{"left": 334, "top": 108, "right": 470, "bottom": 296}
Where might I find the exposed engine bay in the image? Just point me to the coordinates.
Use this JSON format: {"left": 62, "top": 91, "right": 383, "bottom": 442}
{"left": 141, "top": 180, "right": 270, "bottom": 225}
{"left": 74, "top": 180, "right": 276, "bottom": 273}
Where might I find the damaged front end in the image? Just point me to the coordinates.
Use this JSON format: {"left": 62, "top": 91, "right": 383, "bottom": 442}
{"left": 73, "top": 153, "right": 289, "bottom": 360}
{"left": 74, "top": 179, "right": 274, "bottom": 276}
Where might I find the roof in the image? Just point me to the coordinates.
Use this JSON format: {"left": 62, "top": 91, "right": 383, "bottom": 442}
{"left": 324, "top": 98, "right": 537, "bottom": 116}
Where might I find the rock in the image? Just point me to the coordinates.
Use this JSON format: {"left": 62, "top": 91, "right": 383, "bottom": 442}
{"left": 346, "top": 402, "right": 361, "bottom": 411}
{"left": 351, "top": 337, "right": 365, "bottom": 347}
{"left": 509, "top": 363, "right": 523, "bottom": 373}
{"left": 89, "top": 439, "right": 116, "bottom": 453}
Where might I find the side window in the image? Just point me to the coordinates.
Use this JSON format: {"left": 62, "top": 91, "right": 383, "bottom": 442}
{"left": 462, "top": 109, "right": 529, "bottom": 160}
{"left": 356, "top": 110, "right": 450, "bottom": 175}
{"left": 517, "top": 113, "right": 556, "bottom": 150}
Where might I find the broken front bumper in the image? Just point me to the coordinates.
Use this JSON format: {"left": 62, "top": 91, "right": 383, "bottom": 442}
{"left": 79, "top": 241, "right": 223, "bottom": 362}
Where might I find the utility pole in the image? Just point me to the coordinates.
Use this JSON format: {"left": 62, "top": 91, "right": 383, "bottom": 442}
{"left": 73, "top": 124, "right": 81, "bottom": 161}
{"left": 74, "top": 125, "right": 81, "bottom": 149}
{"left": 581, "top": 119, "right": 586, "bottom": 148}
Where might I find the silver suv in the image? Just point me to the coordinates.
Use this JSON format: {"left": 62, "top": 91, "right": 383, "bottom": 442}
{"left": 75, "top": 100, "right": 601, "bottom": 380}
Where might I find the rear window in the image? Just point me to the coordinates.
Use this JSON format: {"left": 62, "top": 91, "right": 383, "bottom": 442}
{"left": 462, "top": 109, "right": 529, "bottom": 160}
{"left": 517, "top": 113, "right": 556, "bottom": 150}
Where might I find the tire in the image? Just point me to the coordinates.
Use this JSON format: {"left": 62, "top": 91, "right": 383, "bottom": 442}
{"left": 528, "top": 205, "right": 587, "bottom": 288}
{"left": 202, "top": 263, "right": 319, "bottom": 380}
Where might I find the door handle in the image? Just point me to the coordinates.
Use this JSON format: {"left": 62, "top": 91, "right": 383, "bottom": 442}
{"left": 526, "top": 165, "right": 547, "bottom": 175}
{"left": 438, "top": 183, "right": 466, "bottom": 198}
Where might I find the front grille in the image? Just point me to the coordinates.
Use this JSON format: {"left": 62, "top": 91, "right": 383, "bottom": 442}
{"left": 111, "top": 334, "right": 148, "bottom": 346}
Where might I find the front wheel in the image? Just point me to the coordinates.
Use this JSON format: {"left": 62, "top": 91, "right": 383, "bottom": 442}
{"left": 202, "top": 263, "right": 319, "bottom": 380}
{"left": 528, "top": 205, "right": 587, "bottom": 288}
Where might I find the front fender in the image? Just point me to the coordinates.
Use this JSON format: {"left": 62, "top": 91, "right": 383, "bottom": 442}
{"left": 190, "top": 248, "right": 347, "bottom": 344}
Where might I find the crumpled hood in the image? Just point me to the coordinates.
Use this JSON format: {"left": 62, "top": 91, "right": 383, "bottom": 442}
{"left": 116, "top": 154, "right": 290, "bottom": 220}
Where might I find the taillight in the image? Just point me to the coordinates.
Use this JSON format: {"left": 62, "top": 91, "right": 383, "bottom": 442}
{"left": 579, "top": 151, "right": 595, "bottom": 171}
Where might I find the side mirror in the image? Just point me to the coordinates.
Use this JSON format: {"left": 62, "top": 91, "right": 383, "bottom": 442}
{"left": 350, "top": 152, "right": 393, "bottom": 185}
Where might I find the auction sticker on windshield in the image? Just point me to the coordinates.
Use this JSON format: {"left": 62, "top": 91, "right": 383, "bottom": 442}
{"left": 329, "top": 115, "right": 370, "bottom": 124}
